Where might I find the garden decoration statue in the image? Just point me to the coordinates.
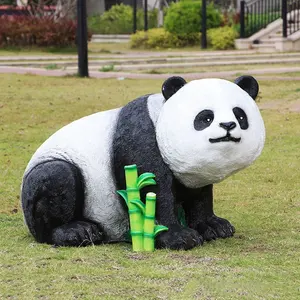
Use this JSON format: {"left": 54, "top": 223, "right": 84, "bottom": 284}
{"left": 21, "top": 75, "right": 265, "bottom": 250}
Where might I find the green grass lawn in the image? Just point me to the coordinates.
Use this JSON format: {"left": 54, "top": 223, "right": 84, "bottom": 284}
{"left": 0, "top": 74, "right": 300, "bottom": 299}
{"left": 0, "top": 42, "right": 220, "bottom": 57}
{"left": 279, "top": 71, "right": 300, "bottom": 77}
{"left": 139, "top": 63, "right": 297, "bottom": 75}
{"left": 0, "top": 43, "right": 135, "bottom": 57}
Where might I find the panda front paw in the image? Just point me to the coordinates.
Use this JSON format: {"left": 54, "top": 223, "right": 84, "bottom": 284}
{"left": 196, "top": 215, "right": 235, "bottom": 241}
{"left": 155, "top": 224, "right": 203, "bottom": 250}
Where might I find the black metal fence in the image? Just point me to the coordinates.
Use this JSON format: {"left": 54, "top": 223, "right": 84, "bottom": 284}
{"left": 240, "top": 0, "right": 300, "bottom": 38}
{"left": 240, "top": 0, "right": 282, "bottom": 38}
{"left": 283, "top": 0, "right": 300, "bottom": 36}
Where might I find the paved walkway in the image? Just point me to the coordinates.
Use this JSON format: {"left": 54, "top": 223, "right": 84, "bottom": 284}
{"left": 0, "top": 50, "right": 300, "bottom": 80}
{"left": 0, "top": 49, "right": 263, "bottom": 61}
{"left": 0, "top": 66, "right": 300, "bottom": 81}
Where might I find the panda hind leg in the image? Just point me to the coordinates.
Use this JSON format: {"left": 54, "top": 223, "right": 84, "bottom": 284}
{"left": 21, "top": 160, "right": 104, "bottom": 246}
{"left": 51, "top": 220, "right": 104, "bottom": 247}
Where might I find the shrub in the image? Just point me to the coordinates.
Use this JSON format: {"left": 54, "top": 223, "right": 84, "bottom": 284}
{"left": 207, "top": 26, "right": 238, "bottom": 50}
{"left": 221, "top": 10, "right": 240, "bottom": 28}
{"left": 88, "top": 4, "right": 158, "bottom": 34}
{"left": 164, "top": 1, "right": 221, "bottom": 35}
{"left": 176, "top": 32, "right": 201, "bottom": 47}
{"left": 130, "top": 30, "right": 150, "bottom": 48}
{"left": 143, "top": 29, "right": 178, "bottom": 49}
{"left": 130, "top": 28, "right": 200, "bottom": 49}
{"left": 0, "top": 0, "right": 15, "bottom": 4}
{"left": 0, "top": 15, "right": 91, "bottom": 48}
{"left": 89, "top": 4, "right": 132, "bottom": 34}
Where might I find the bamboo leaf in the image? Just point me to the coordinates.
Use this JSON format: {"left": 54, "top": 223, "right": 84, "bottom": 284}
{"left": 130, "top": 199, "right": 145, "bottom": 214}
{"left": 154, "top": 225, "right": 169, "bottom": 237}
{"left": 138, "top": 179, "right": 156, "bottom": 190}
{"left": 138, "top": 172, "right": 155, "bottom": 182}
{"left": 117, "top": 190, "right": 128, "bottom": 206}
{"left": 137, "top": 173, "right": 156, "bottom": 188}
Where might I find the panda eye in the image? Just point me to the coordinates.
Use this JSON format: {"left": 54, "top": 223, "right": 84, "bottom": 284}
{"left": 194, "top": 110, "right": 214, "bottom": 131}
{"left": 233, "top": 107, "right": 248, "bottom": 130}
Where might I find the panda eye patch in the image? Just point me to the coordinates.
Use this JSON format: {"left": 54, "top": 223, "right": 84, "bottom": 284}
{"left": 233, "top": 107, "right": 248, "bottom": 130}
{"left": 194, "top": 110, "right": 214, "bottom": 131}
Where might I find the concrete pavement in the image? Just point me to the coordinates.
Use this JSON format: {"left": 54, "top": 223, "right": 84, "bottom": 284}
{"left": 1, "top": 65, "right": 300, "bottom": 81}
{"left": 0, "top": 49, "right": 300, "bottom": 80}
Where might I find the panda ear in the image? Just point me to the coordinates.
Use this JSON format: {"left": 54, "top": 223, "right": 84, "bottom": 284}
{"left": 234, "top": 75, "right": 259, "bottom": 101}
{"left": 162, "top": 76, "right": 187, "bottom": 100}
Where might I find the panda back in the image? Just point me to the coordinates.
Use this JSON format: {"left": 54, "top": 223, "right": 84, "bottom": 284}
{"left": 24, "top": 108, "right": 121, "bottom": 176}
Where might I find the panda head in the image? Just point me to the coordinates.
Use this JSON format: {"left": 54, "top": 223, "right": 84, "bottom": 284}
{"left": 156, "top": 76, "right": 265, "bottom": 188}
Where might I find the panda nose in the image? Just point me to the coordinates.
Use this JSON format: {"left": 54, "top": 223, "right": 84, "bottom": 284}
{"left": 219, "top": 121, "right": 236, "bottom": 131}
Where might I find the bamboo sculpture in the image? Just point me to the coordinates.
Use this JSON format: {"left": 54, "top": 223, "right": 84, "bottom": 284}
{"left": 117, "top": 164, "right": 168, "bottom": 251}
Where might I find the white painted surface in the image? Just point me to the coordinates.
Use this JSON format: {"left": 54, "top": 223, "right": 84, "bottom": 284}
{"left": 24, "top": 108, "right": 130, "bottom": 241}
{"left": 156, "top": 78, "right": 265, "bottom": 188}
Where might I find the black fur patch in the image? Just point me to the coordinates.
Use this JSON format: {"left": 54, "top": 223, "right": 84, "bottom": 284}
{"left": 234, "top": 75, "right": 259, "bottom": 100}
{"left": 112, "top": 95, "right": 178, "bottom": 222}
{"left": 177, "top": 182, "right": 235, "bottom": 241}
{"left": 112, "top": 95, "right": 203, "bottom": 250}
{"left": 22, "top": 160, "right": 86, "bottom": 243}
{"left": 52, "top": 220, "right": 104, "bottom": 247}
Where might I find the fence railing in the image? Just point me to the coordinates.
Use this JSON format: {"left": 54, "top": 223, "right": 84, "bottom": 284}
{"left": 283, "top": 0, "right": 300, "bottom": 36}
{"left": 240, "top": 0, "right": 282, "bottom": 38}
{"left": 240, "top": 0, "right": 300, "bottom": 38}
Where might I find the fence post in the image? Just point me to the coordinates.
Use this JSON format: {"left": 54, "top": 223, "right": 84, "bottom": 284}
{"left": 133, "top": 0, "right": 137, "bottom": 33}
{"left": 77, "top": 0, "right": 89, "bottom": 77}
{"left": 282, "top": 0, "right": 287, "bottom": 37}
{"left": 240, "top": 0, "right": 245, "bottom": 38}
{"left": 201, "top": 0, "right": 207, "bottom": 49}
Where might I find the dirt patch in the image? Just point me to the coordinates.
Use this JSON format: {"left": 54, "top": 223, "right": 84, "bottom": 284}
{"left": 289, "top": 100, "right": 300, "bottom": 112}
{"left": 168, "top": 253, "right": 219, "bottom": 264}
{"left": 259, "top": 99, "right": 300, "bottom": 112}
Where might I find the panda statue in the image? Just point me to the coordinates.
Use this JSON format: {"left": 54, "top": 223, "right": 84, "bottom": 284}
{"left": 21, "top": 75, "right": 265, "bottom": 250}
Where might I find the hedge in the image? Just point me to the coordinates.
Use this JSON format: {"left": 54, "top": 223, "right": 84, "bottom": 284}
{"left": 0, "top": 15, "right": 91, "bottom": 47}
{"left": 207, "top": 26, "right": 238, "bottom": 50}
{"left": 130, "top": 27, "right": 237, "bottom": 50}
{"left": 130, "top": 28, "right": 200, "bottom": 49}
{"left": 164, "top": 1, "right": 222, "bottom": 35}
{"left": 88, "top": 4, "right": 158, "bottom": 34}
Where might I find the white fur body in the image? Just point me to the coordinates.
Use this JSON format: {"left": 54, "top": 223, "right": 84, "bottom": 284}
{"left": 23, "top": 108, "right": 130, "bottom": 240}
{"left": 23, "top": 96, "right": 165, "bottom": 241}
{"left": 147, "top": 93, "right": 165, "bottom": 125}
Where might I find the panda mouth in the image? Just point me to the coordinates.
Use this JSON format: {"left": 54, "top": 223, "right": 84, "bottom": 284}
{"left": 209, "top": 134, "right": 241, "bottom": 144}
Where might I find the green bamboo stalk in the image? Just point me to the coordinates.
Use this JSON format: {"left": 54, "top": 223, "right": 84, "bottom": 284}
{"left": 144, "top": 192, "right": 168, "bottom": 252}
{"left": 117, "top": 165, "right": 167, "bottom": 252}
{"left": 124, "top": 165, "right": 144, "bottom": 251}
{"left": 143, "top": 192, "right": 156, "bottom": 251}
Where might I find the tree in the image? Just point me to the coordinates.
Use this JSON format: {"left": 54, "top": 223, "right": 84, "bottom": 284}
{"left": 54, "top": 0, "right": 76, "bottom": 19}
{"left": 212, "top": 0, "right": 237, "bottom": 9}
{"left": 16, "top": 0, "right": 76, "bottom": 19}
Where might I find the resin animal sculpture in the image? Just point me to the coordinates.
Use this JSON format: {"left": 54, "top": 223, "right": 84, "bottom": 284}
{"left": 21, "top": 75, "right": 265, "bottom": 250}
